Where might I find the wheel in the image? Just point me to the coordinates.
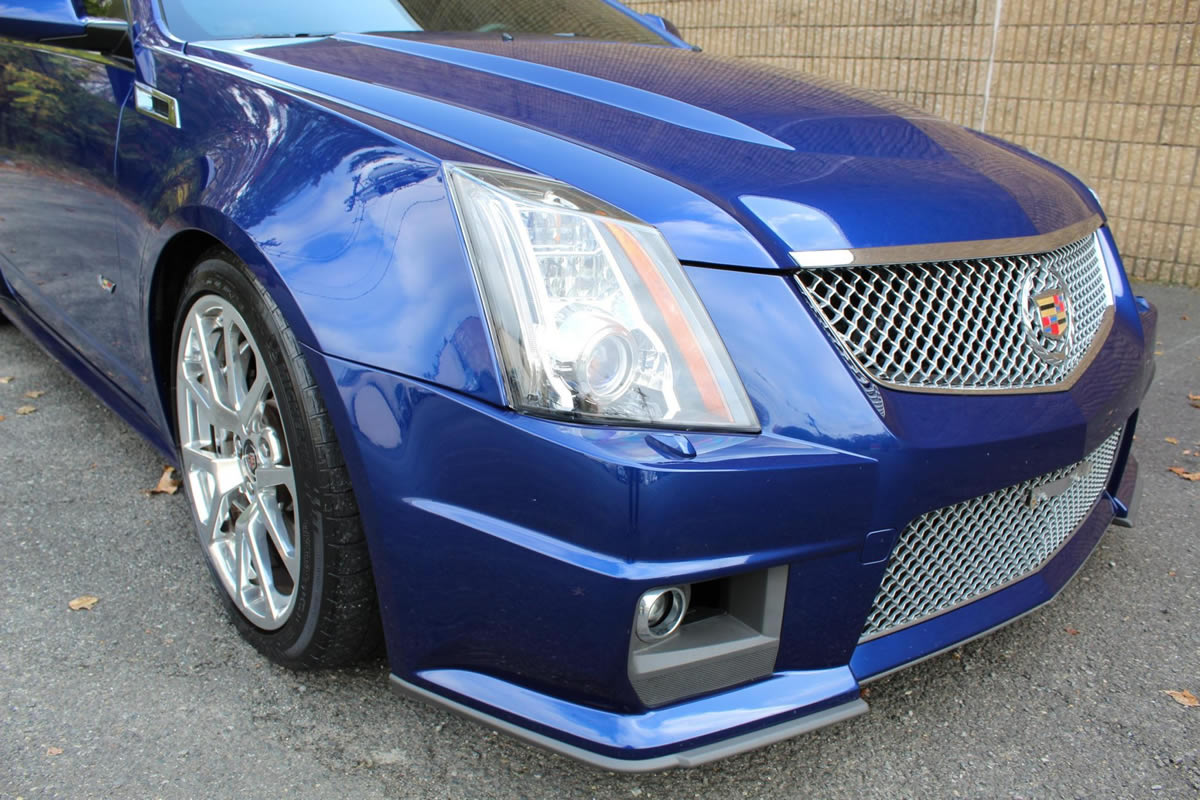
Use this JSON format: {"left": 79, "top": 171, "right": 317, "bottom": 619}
{"left": 172, "top": 248, "right": 381, "bottom": 667}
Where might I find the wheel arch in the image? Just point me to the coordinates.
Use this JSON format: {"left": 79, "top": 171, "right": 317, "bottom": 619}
{"left": 143, "top": 206, "right": 317, "bottom": 442}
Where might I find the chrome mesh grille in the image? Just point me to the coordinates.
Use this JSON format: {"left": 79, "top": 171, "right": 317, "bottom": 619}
{"left": 795, "top": 233, "right": 1113, "bottom": 391}
{"left": 863, "top": 428, "right": 1123, "bottom": 640}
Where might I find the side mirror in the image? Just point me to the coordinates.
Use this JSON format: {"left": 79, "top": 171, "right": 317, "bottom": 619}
{"left": 0, "top": 0, "right": 128, "bottom": 54}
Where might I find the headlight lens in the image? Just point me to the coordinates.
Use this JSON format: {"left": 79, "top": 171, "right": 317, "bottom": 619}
{"left": 446, "top": 164, "right": 758, "bottom": 431}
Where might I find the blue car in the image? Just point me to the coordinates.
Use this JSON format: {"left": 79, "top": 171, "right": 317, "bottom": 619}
{"left": 0, "top": 0, "right": 1156, "bottom": 771}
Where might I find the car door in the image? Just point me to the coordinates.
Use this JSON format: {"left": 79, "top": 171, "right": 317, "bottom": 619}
{"left": 0, "top": 1, "right": 139, "bottom": 392}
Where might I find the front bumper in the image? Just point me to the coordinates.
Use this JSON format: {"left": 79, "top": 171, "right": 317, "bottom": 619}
{"left": 305, "top": 274, "right": 1157, "bottom": 769}
{"left": 383, "top": 453, "right": 1136, "bottom": 770}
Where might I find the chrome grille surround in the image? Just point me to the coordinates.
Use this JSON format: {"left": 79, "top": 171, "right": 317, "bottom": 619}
{"left": 862, "top": 428, "right": 1124, "bottom": 640}
{"left": 795, "top": 232, "right": 1114, "bottom": 392}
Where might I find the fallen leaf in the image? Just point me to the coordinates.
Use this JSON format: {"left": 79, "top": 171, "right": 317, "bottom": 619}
{"left": 0, "top": 415, "right": 5, "bottom": 422}
{"left": 15, "top": 405, "right": 35, "bottom": 415}
{"left": 0, "top": 375, "right": 13, "bottom": 384}
{"left": 1165, "top": 437, "right": 1179, "bottom": 444}
{"left": 1154, "top": 350, "right": 1164, "bottom": 356}
{"left": 23, "top": 389, "right": 45, "bottom": 399}
{"left": 147, "top": 465, "right": 181, "bottom": 495}
{"left": 1064, "top": 627, "right": 1081, "bottom": 635}
{"left": 1165, "top": 689, "right": 1199, "bottom": 708}
{"left": 1191, "top": 393, "right": 1200, "bottom": 401}
{"left": 1184, "top": 314, "right": 1191, "bottom": 321}
{"left": 46, "top": 746, "right": 63, "bottom": 756}
{"left": 1185, "top": 450, "right": 1195, "bottom": 456}
{"left": 1168, "top": 466, "right": 1200, "bottom": 481}
{"left": 68, "top": 595, "right": 98, "bottom": 611}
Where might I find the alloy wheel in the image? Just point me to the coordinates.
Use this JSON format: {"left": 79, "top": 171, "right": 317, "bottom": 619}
{"left": 175, "top": 295, "right": 299, "bottom": 630}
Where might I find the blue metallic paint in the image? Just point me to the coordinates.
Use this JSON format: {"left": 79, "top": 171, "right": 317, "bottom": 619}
{"left": 314, "top": 345, "right": 880, "bottom": 711}
{"left": 0, "top": 0, "right": 86, "bottom": 41}
{"left": 0, "top": 44, "right": 140, "bottom": 392}
{"left": 0, "top": 0, "right": 1158, "bottom": 767}
{"left": 122, "top": 48, "right": 505, "bottom": 409}
{"left": 188, "top": 32, "right": 1104, "bottom": 268}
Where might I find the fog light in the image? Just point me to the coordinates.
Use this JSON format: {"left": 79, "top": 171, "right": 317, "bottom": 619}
{"left": 635, "top": 586, "right": 688, "bottom": 642}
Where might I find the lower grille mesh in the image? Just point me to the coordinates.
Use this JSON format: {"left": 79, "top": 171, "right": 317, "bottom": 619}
{"left": 863, "top": 428, "right": 1124, "bottom": 640}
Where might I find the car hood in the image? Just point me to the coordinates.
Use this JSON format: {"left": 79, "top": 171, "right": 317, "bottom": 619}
{"left": 191, "top": 34, "right": 1100, "bottom": 270}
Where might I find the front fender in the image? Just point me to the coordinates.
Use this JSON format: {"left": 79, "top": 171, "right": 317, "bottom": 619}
{"left": 125, "top": 51, "right": 503, "bottom": 408}
{"left": 146, "top": 205, "right": 316, "bottom": 345}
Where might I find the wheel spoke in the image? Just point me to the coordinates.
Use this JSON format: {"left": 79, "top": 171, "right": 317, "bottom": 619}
{"left": 181, "top": 444, "right": 242, "bottom": 503}
{"left": 184, "top": 373, "right": 239, "bottom": 434}
{"left": 235, "top": 510, "right": 252, "bottom": 590}
{"left": 224, "top": 317, "right": 244, "bottom": 409}
{"left": 257, "top": 495, "right": 298, "bottom": 583}
{"left": 255, "top": 464, "right": 295, "bottom": 493}
{"left": 238, "top": 373, "right": 269, "bottom": 429}
{"left": 182, "top": 369, "right": 214, "bottom": 419}
{"left": 191, "top": 313, "right": 240, "bottom": 432}
{"left": 242, "top": 504, "right": 282, "bottom": 622}
{"left": 194, "top": 312, "right": 224, "bottom": 400}
{"left": 204, "top": 491, "right": 230, "bottom": 545}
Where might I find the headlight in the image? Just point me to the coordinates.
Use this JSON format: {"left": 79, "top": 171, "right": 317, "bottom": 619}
{"left": 446, "top": 164, "right": 758, "bottom": 431}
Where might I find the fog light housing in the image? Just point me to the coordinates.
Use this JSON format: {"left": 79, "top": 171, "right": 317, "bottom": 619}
{"left": 628, "top": 566, "right": 788, "bottom": 708}
{"left": 635, "top": 586, "right": 688, "bottom": 642}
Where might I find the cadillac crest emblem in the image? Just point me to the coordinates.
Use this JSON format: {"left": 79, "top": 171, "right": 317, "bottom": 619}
{"left": 1022, "top": 266, "right": 1073, "bottom": 364}
{"left": 1034, "top": 289, "right": 1069, "bottom": 339}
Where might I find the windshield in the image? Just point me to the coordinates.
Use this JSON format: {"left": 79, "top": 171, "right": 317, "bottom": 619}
{"left": 159, "top": 0, "right": 668, "bottom": 44}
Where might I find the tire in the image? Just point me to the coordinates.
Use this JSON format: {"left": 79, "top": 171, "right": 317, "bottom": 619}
{"left": 172, "top": 248, "right": 381, "bottom": 668}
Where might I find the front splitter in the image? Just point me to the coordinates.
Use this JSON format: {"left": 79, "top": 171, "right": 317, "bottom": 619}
{"left": 389, "top": 670, "right": 867, "bottom": 772}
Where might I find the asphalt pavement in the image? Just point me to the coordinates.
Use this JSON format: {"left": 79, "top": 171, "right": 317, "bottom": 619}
{"left": 1, "top": 281, "right": 1197, "bottom": 799}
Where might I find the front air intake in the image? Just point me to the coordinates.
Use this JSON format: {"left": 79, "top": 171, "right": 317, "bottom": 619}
{"left": 863, "top": 427, "right": 1124, "bottom": 640}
